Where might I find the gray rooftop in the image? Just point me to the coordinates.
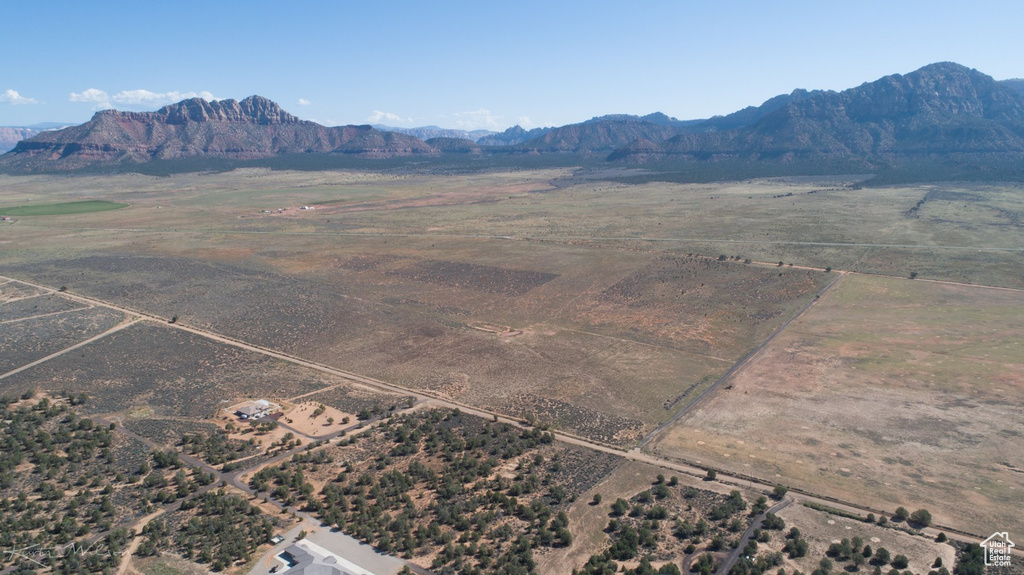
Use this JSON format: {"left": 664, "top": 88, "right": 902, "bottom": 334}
{"left": 278, "top": 540, "right": 375, "bottom": 575}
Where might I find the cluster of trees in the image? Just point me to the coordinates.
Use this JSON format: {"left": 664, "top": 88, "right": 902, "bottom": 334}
{"left": 579, "top": 477, "right": 954, "bottom": 575}
{"left": 0, "top": 395, "right": 254, "bottom": 575}
{"left": 782, "top": 527, "right": 809, "bottom": 558}
{"left": 724, "top": 509, "right": 960, "bottom": 575}
{"left": 893, "top": 507, "right": 932, "bottom": 527}
{"left": 250, "top": 458, "right": 318, "bottom": 507}
{"left": 179, "top": 430, "right": 256, "bottom": 466}
{"left": 605, "top": 519, "right": 659, "bottom": 560}
{"left": 0, "top": 397, "right": 132, "bottom": 572}
{"left": 578, "top": 477, "right": 758, "bottom": 575}
{"left": 51, "top": 527, "right": 134, "bottom": 575}
{"left": 252, "top": 409, "right": 567, "bottom": 575}
{"left": 709, "top": 490, "right": 747, "bottom": 521}
{"left": 824, "top": 536, "right": 879, "bottom": 571}
{"left": 952, "top": 544, "right": 983, "bottom": 575}
{"left": 265, "top": 431, "right": 302, "bottom": 455}
{"left": 575, "top": 552, "right": 682, "bottom": 575}
{"left": 171, "top": 490, "right": 277, "bottom": 571}
{"left": 791, "top": 536, "right": 937, "bottom": 575}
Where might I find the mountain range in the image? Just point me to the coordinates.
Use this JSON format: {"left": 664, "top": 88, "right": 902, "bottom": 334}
{"left": 3, "top": 62, "right": 1024, "bottom": 174}
{"left": 1, "top": 97, "right": 433, "bottom": 172}
{"left": 609, "top": 62, "right": 1024, "bottom": 163}
{"left": 371, "top": 125, "right": 497, "bottom": 142}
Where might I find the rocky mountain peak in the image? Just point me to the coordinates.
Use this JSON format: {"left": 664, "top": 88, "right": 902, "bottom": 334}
{"left": 0, "top": 95, "right": 432, "bottom": 172}
{"left": 839, "top": 62, "right": 1015, "bottom": 123}
{"left": 153, "top": 95, "right": 301, "bottom": 125}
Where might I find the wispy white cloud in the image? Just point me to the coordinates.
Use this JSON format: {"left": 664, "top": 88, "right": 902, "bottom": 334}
{"left": 69, "top": 88, "right": 217, "bottom": 110}
{"left": 69, "top": 89, "right": 112, "bottom": 110}
{"left": 69, "top": 88, "right": 110, "bottom": 105}
{"left": 297, "top": 98, "right": 312, "bottom": 106}
{"left": 1, "top": 89, "right": 39, "bottom": 105}
{"left": 453, "top": 108, "right": 503, "bottom": 130}
{"left": 516, "top": 116, "right": 536, "bottom": 129}
{"left": 114, "top": 90, "right": 215, "bottom": 105}
{"left": 367, "top": 110, "right": 412, "bottom": 124}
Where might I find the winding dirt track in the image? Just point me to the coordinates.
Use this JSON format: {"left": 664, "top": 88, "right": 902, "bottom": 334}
{"left": 715, "top": 498, "right": 793, "bottom": 575}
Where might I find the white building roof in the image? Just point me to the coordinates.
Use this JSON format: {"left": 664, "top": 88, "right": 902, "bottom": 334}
{"left": 278, "top": 540, "right": 376, "bottom": 575}
{"left": 238, "top": 405, "right": 265, "bottom": 416}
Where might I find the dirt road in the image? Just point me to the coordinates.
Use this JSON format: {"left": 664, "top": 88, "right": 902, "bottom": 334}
{"left": 0, "top": 315, "right": 140, "bottom": 380}
{"left": 715, "top": 499, "right": 792, "bottom": 575}
{"left": 0, "top": 273, "right": 996, "bottom": 546}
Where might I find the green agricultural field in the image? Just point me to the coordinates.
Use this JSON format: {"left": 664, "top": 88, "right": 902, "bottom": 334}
{"left": 0, "top": 199, "right": 128, "bottom": 215}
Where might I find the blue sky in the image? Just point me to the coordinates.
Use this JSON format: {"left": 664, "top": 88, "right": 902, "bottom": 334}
{"left": 3, "top": 0, "right": 1023, "bottom": 130}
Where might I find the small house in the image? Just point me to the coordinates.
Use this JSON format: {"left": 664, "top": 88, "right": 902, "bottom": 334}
{"left": 236, "top": 399, "right": 273, "bottom": 420}
{"left": 275, "top": 539, "right": 376, "bottom": 575}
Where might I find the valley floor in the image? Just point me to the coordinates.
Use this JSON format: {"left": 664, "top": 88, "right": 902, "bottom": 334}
{"left": 1, "top": 167, "right": 1022, "bottom": 574}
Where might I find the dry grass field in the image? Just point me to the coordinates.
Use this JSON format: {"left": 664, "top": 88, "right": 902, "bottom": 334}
{"left": 281, "top": 401, "right": 355, "bottom": 437}
{"left": 0, "top": 170, "right": 840, "bottom": 445}
{"left": 0, "top": 303, "right": 125, "bottom": 373}
{"left": 134, "top": 553, "right": 219, "bottom": 575}
{"left": 2, "top": 166, "right": 1022, "bottom": 545}
{"left": 0, "top": 289, "right": 87, "bottom": 321}
{"left": 0, "top": 319, "right": 405, "bottom": 424}
{"left": 648, "top": 273, "right": 1024, "bottom": 537}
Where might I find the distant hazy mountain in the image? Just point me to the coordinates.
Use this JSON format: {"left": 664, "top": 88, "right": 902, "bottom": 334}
{"left": 373, "top": 125, "right": 496, "bottom": 142}
{"left": 26, "top": 122, "right": 72, "bottom": 130}
{"left": 0, "top": 127, "right": 40, "bottom": 153}
{"left": 476, "top": 125, "right": 554, "bottom": 146}
{"left": 516, "top": 118, "right": 681, "bottom": 155}
{"left": 0, "top": 96, "right": 434, "bottom": 172}
{"left": 613, "top": 62, "right": 1024, "bottom": 162}
{"left": 424, "top": 137, "right": 482, "bottom": 154}
{"left": 582, "top": 112, "right": 699, "bottom": 127}
{"left": 513, "top": 102, "right": 830, "bottom": 154}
